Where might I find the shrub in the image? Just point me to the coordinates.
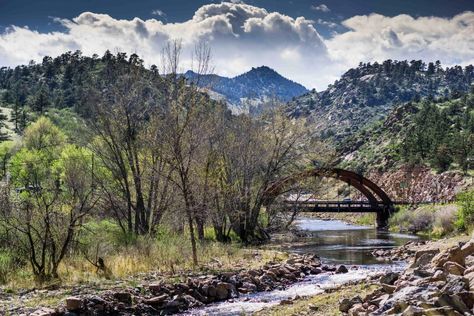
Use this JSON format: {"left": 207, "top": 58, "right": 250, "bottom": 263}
{"left": 455, "top": 190, "right": 474, "bottom": 231}
{"left": 0, "top": 249, "right": 14, "bottom": 284}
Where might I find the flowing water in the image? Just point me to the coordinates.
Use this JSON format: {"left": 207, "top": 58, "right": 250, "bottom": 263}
{"left": 185, "top": 217, "right": 420, "bottom": 316}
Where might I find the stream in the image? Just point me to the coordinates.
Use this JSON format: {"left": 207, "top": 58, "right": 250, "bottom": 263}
{"left": 185, "top": 217, "right": 420, "bottom": 315}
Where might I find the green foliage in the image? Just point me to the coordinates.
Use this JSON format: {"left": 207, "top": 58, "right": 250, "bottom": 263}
{"left": 390, "top": 204, "right": 458, "bottom": 237}
{"left": 0, "top": 249, "right": 15, "bottom": 284}
{"left": 455, "top": 190, "right": 474, "bottom": 231}
{"left": 399, "top": 95, "right": 474, "bottom": 172}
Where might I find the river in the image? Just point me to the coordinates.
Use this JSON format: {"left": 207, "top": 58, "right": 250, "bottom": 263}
{"left": 185, "top": 217, "right": 419, "bottom": 316}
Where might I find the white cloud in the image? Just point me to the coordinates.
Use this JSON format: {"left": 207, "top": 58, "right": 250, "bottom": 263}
{"left": 151, "top": 9, "right": 166, "bottom": 17}
{"left": 327, "top": 12, "right": 474, "bottom": 69}
{"left": 311, "top": 4, "right": 330, "bottom": 13}
{"left": 317, "top": 19, "right": 338, "bottom": 28}
{"left": 0, "top": 3, "right": 473, "bottom": 90}
{"left": 0, "top": 2, "right": 332, "bottom": 88}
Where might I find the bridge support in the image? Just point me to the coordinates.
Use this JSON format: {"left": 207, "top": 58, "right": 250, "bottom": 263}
{"left": 376, "top": 208, "right": 391, "bottom": 230}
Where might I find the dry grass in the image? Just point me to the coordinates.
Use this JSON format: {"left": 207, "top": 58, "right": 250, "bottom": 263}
{"left": 2, "top": 237, "right": 288, "bottom": 290}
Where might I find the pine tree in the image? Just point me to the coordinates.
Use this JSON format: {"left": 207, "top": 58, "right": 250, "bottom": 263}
{"left": 0, "top": 109, "right": 10, "bottom": 141}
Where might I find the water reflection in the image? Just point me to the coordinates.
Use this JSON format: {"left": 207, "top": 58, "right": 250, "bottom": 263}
{"left": 291, "top": 218, "right": 420, "bottom": 265}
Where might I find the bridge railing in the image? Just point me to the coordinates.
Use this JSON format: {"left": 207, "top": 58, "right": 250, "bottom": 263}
{"left": 283, "top": 200, "right": 387, "bottom": 211}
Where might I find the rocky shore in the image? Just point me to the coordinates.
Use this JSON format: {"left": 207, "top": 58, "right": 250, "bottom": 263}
{"left": 340, "top": 235, "right": 474, "bottom": 315}
{"left": 14, "top": 253, "right": 352, "bottom": 316}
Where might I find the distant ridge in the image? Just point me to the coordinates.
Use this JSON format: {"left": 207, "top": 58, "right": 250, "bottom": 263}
{"left": 185, "top": 66, "right": 308, "bottom": 114}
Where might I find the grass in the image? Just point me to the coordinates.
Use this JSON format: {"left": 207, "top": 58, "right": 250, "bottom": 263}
{"left": 0, "top": 220, "right": 289, "bottom": 291}
{"left": 253, "top": 283, "right": 378, "bottom": 316}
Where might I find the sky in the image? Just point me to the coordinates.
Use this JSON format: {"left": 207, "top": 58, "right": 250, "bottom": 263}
{"left": 1, "top": 0, "right": 474, "bottom": 90}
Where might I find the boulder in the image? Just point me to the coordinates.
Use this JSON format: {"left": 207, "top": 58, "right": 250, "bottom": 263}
{"left": 409, "top": 252, "right": 435, "bottom": 269}
{"left": 148, "top": 283, "right": 162, "bottom": 293}
{"left": 348, "top": 303, "right": 366, "bottom": 316}
{"left": 381, "top": 283, "right": 396, "bottom": 294}
{"left": 215, "top": 282, "right": 233, "bottom": 300}
{"left": 461, "top": 240, "right": 474, "bottom": 257}
{"left": 238, "top": 282, "right": 257, "bottom": 293}
{"left": 143, "top": 294, "right": 169, "bottom": 306}
{"left": 339, "top": 296, "right": 362, "bottom": 313}
{"left": 464, "top": 271, "right": 474, "bottom": 291}
{"left": 444, "top": 261, "right": 465, "bottom": 276}
{"left": 431, "top": 246, "right": 465, "bottom": 268}
{"left": 113, "top": 292, "right": 132, "bottom": 304}
{"left": 336, "top": 265, "right": 348, "bottom": 274}
{"left": 380, "top": 272, "right": 400, "bottom": 285}
{"left": 65, "top": 296, "right": 83, "bottom": 311}
{"left": 435, "top": 293, "right": 470, "bottom": 314}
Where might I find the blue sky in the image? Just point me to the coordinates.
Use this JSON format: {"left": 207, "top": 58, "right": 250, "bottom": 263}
{"left": 1, "top": 1, "right": 474, "bottom": 89}
{"left": 2, "top": 0, "right": 473, "bottom": 36}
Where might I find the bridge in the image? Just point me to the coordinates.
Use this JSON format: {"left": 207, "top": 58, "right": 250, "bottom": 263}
{"left": 263, "top": 168, "right": 396, "bottom": 229}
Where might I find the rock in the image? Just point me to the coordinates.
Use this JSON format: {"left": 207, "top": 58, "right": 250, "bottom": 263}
{"left": 280, "top": 299, "right": 293, "bottom": 305}
{"left": 431, "top": 246, "right": 465, "bottom": 268}
{"left": 401, "top": 305, "right": 423, "bottom": 316}
{"left": 461, "top": 240, "right": 474, "bottom": 257}
{"left": 431, "top": 270, "right": 447, "bottom": 282}
{"left": 339, "top": 296, "right": 362, "bottom": 313}
{"left": 336, "top": 265, "right": 348, "bottom": 274}
{"left": 414, "top": 249, "right": 439, "bottom": 262}
{"left": 113, "top": 291, "right": 132, "bottom": 304}
{"left": 215, "top": 282, "right": 232, "bottom": 300}
{"left": 144, "top": 294, "right": 169, "bottom": 306}
{"left": 409, "top": 252, "right": 435, "bottom": 269}
{"left": 380, "top": 272, "right": 399, "bottom": 285}
{"left": 464, "top": 265, "right": 474, "bottom": 275}
{"left": 381, "top": 283, "right": 396, "bottom": 294}
{"left": 238, "top": 282, "right": 257, "bottom": 293}
{"left": 458, "top": 291, "right": 474, "bottom": 309}
{"left": 65, "top": 297, "right": 83, "bottom": 311}
{"left": 423, "top": 306, "right": 463, "bottom": 315}
{"left": 348, "top": 303, "right": 366, "bottom": 316}
{"left": 441, "top": 275, "right": 468, "bottom": 294}
{"left": 436, "top": 293, "right": 470, "bottom": 314}
{"left": 444, "top": 261, "right": 465, "bottom": 276}
{"left": 148, "top": 283, "right": 162, "bottom": 293}
{"left": 339, "top": 298, "right": 353, "bottom": 313}
{"left": 308, "top": 303, "right": 318, "bottom": 311}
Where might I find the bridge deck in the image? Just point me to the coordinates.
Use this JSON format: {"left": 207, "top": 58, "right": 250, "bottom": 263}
{"left": 283, "top": 200, "right": 387, "bottom": 213}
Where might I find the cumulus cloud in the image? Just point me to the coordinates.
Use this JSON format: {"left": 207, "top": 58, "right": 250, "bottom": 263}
{"left": 0, "top": 2, "right": 474, "bottom": 90}
{"left": 327, "top": 12, "right": 474, "bottom": 69}
{"left": 311, "top": 4, "right": 330, "bottom": 13}
{"left": 0, "top": 2, "right": 332, "bottom": 88}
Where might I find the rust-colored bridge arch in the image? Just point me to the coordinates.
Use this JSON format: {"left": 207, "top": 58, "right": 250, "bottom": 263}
{"left": 263, "top": 168, "right": 394, "bottom": 228}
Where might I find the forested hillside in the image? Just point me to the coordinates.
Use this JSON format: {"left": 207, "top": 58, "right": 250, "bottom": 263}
{"left": 288, "top": 60, "right": 474, "bottom": 142}
{"left": 340, "top": 91, "right": 474, "bottom": 174}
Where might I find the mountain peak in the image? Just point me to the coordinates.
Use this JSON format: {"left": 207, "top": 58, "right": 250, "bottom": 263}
{"left": 236, "top": 65, "right": 281, "bottom": 79}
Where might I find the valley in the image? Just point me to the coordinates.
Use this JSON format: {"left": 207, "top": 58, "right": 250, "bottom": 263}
{"left": 0, "top": 49, "right": 472, "bottom": 316}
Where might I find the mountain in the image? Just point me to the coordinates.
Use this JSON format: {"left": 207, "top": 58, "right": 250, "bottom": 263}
{"left": 288, "top": 60, "right": 474, "bottom": 142}
{"left": 185, "top": 66, "right": 308, "bottom": 114}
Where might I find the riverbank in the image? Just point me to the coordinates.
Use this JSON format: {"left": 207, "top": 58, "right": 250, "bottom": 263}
{"left": 256, "top": 232, "right": 474, "bottom": 315}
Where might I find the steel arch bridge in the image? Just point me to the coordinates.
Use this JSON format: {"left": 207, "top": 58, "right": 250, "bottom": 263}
{"left": 263, "top": 168, "right": 395, "bottom": 228}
